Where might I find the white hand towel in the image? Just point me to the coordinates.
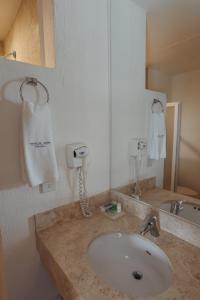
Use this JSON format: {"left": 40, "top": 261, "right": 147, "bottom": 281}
{"left": 148, "top": 112, "right": 166, "bottom": 160}
{"left": 21, "top": 101, "right": 59, "bottom": 187}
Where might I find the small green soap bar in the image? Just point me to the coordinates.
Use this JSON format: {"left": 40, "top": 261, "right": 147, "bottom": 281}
{"left": 110, "top": 202, "right": 117, "bottom": 211}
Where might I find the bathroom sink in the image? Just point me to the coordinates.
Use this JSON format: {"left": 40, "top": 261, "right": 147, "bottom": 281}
{"left": 87, "top": 233, "right": 173, "bottom": 297}
{"left": 160, "top": 201, "right": 200, "bottom": 225}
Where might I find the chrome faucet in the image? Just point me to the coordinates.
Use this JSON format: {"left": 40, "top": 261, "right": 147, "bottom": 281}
{"left": 170, "top": 200, "right": 184, "bottom": 215}
{"left": 140, "top": 214, "right": 160, "bottom": 237}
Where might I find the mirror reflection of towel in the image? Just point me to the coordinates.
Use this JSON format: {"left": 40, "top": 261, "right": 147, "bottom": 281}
{"left": 21, "top": 101, "right": 59, "bottom": 187}
{"left": 148, "top": 112, "right": 166, "bottom": 160}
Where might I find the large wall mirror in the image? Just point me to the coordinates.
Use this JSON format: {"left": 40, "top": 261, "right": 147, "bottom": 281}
{"left": 0, "top": 0, "right": 55, "bottom": 67}
{"left": 110, "top": 0, "right": 200, "bottom": 225}
{"left": 145, "top": 0, "right": 200, "bottom": 199}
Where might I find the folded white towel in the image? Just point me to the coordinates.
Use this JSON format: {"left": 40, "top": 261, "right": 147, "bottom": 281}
{"left": 21, "top": 101, "right": 59, "bottom": 187}
{"left": 148, "top": 112, "right": 166, "bottom": 160}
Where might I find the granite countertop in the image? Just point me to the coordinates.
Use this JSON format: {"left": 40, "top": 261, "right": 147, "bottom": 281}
{"left": 36, "top": 209, "right": 200, "bottom": 300}
{"left": 142, "top": 188, "right": 200, "bottom": 209}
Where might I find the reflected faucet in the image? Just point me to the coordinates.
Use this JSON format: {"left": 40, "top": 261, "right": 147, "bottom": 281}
{"left": 170, "top": 200, "right": 184, "bottom": 215}
{"left": 131, "top": 181, "right": 142, "bottom": 200}
{"left": 140, "top": 214, "right": 160, "bottom": 237}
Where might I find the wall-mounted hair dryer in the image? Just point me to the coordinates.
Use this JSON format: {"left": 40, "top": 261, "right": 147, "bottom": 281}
{"left": 66, "top": 143, "right": 89, "bottom": 168}
{"left": 66, "top": 143, "right": 92, "bottom": 218}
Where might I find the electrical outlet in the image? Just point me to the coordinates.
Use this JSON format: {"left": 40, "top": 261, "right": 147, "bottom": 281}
{"left": 40, "top": 182, "right": 56, "bottom": 193}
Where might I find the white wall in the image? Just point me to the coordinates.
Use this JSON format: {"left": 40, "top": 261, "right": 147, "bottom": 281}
{"left": 111, "top": 0, "right": 165, "bottom": 188}
{"left": 0, "top": 1, "right": 110, "bottom": 299}
{"left": 0, "top": 231, "right": 7, "bottom": 300}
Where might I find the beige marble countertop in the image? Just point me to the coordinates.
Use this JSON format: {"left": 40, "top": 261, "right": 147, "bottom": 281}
{"left": 36, "top": 209, "right": 200, "bottom": 300}
{"left": 142, "top": 188, "right": 200, "bottom": 209}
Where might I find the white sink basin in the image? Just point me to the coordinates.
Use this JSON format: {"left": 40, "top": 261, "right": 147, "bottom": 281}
{"left": 87, "top": 233, "right": 173, "bottom": 297}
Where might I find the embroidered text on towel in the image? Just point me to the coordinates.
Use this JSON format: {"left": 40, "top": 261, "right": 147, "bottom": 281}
{"left": 30, "top": 141, "right": 51, "bottom": 148}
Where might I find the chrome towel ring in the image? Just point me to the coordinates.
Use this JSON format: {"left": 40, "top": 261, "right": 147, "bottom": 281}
{"left": 19, "top": 77, "right": 50, "bottom": 103}
{"left": 151, "top": 98, "right": 164, "bottom": 113}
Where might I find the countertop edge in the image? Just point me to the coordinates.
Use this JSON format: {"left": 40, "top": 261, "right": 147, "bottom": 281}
{"left": 36, "top": 234, "right": 82, "bottom": 300}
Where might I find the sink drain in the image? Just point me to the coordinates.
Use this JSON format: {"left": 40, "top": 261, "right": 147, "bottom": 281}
{"left": 132, "top": 271, "right": 143, "bottom": 280}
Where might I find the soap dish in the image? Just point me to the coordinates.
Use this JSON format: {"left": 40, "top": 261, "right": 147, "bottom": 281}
{"left": 103, "top": 210, "right": 125, "bottom": 220}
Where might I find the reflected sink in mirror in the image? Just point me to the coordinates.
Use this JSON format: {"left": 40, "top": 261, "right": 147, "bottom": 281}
{"left": 87, "top": 233, "right": 173, "bottom": 297}
{"left": 160, "top": 201, "right": 200, "bottom": 226}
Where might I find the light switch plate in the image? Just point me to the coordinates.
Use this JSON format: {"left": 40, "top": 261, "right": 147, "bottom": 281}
{"left": 40, "top": 182, "right": 56, "bottom": 193}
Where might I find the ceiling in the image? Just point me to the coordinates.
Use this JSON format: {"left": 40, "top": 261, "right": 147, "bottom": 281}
{"left": 0, "top": 0, "right": 22, "bottom": 40}
{"left": 133, "top": 0, "right": 200, "bottom": 75}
